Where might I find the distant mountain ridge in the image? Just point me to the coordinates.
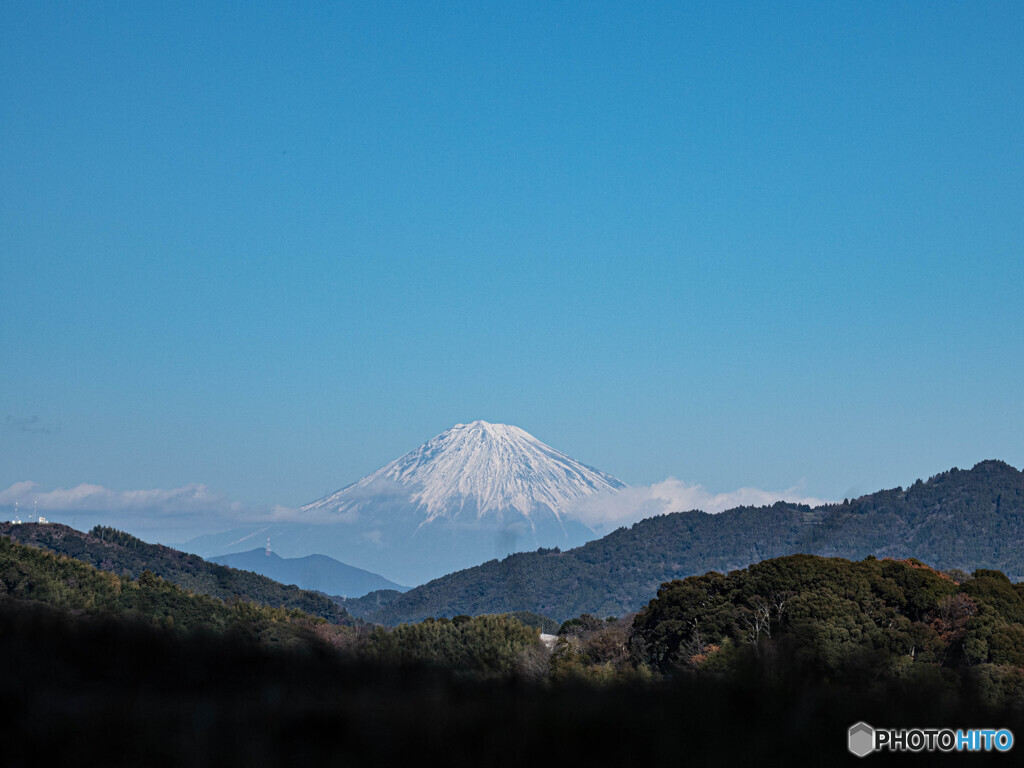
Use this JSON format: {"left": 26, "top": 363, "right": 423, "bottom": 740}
{"left": 210, "top": 548, "right": 407, "bottom": 598}
{"left": 367, "top": 460, "right": 1024, "bottom": 623}
{"left": 187, "top": 421, "right": 626, "bottom": 585}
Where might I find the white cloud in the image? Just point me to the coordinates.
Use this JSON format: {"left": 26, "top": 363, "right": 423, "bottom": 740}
{"left": 0, "top": 480, "right": 254, "bottom": 543}
{"left": 0, "top": 481, "right": 243, "bottom": 517}
{"left": 0, "top": 481, "right": 36, "bottom": 504}
{"left": 0, "top": 476, "right": 832, "bottom": 546}
{"left": 261, "top": 504, "right": 304, "bottom": 522}
{"left": 256, "top": 502, "right": 362, "bottom": 524}
{"left": 360, "top": 529, "right": 383, "bottom": 546}
{"left": 564, "top": 477, "right": 830, "bottom": 531}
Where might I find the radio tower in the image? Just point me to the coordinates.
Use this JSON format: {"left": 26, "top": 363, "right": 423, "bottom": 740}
{"left": 265, "top": 536, "right": 271, "bottom": 557}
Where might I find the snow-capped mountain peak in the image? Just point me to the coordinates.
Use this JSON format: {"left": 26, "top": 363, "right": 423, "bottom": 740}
{"left": 202, "top": 422, "right": 626, "bottom": 585}
{"left": 302, "top": 420, "right": 626, "bottom": 522}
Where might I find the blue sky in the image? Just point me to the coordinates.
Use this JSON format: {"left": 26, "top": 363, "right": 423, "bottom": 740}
{"left": 3, "top": 2, "right": 1023, "bottom": 525}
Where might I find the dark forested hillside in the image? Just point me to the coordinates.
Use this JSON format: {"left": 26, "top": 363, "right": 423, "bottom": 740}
{"left": 0, "top": 522, "right": 353, "bottom": 624}
{"left": 5, "top": 542, "right": 1024, "bottom": 767}
{"left": 632, "top": 554, "right": 1024, "bottom": 680}
{"left": 0, "top": 535, "right": 357, "bottom": 649}
{"left": 372, "top": 460, "right": 1024, "bottom": 623}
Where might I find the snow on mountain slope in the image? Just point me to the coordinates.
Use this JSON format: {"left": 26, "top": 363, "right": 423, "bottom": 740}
{"left": 302, "top": 420, "right": 626, "bottom": 525}
{"left": 189, "top": 421, "right": 626, "bottom": 585}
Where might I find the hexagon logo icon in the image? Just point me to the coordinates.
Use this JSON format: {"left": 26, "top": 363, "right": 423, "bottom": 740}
{"left": 848, "top": 722, "right": 875, "bottom": 757}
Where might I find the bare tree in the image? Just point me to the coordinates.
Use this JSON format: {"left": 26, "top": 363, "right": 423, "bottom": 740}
{"left": 743, "top": 597, "right": 773, "bottom": 654}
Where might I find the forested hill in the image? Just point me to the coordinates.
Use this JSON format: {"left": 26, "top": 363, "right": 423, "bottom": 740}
{"left": 0, "top": 522, "right": 353, "bottom": 625}
{"left": 369, "top": 460, "right": 1024, "bottom": 624}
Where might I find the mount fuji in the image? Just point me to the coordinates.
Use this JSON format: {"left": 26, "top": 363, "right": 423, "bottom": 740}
{"left": 186, "top": 421, "right": 626, "bottom": 586}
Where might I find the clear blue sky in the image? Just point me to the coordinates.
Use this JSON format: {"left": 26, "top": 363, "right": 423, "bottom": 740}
{"left": 3, "top": 2, "right": 1023, "bottom": 512}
